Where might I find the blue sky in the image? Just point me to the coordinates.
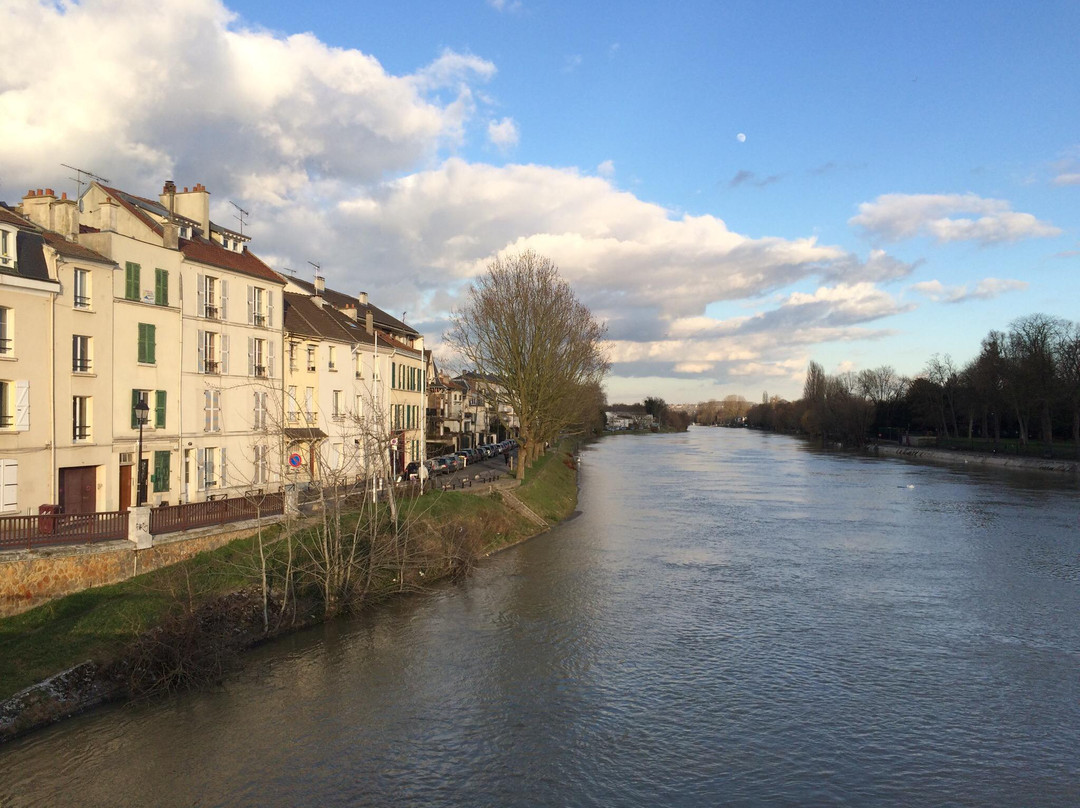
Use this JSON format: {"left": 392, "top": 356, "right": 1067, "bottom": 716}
{"left": 2, "top": 0, "right": 1077, "bottom": 402}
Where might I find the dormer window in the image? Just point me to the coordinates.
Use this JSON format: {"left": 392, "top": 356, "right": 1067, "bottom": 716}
{"left": 179, "top": 225, "right": 190, "bottom": 240}
{"left": 0, "top": 227, "right": 13, "bottom": 268}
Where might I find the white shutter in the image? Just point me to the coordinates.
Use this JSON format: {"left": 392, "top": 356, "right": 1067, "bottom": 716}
{"left": 14, "top": 380, "right": 29, "bottom": 432}
{"left": 247, "top": 285, "right": 254, "bottom": 325}
{"left": 212, "top": 390, "right": 221, "bottom": 432}
{"left": 247, "top": 336, "right": 255, "bottom": 377}
{"left": 220, "top": 280, "right": 229, "bottom": 320}
{"left": 267, "top": 340, "right": 276, "bottom": 378}
{"left": 196, "top": 448, "right": 206, "bottom": 490}
{"left": 197, "top": 329, "right": 206, "bottom": 373}
{"left": 267, "top": 292, "right": 274, "bottom": 329}
{"left": 219, "top": 447, "right": 227, "bottom": 488}
{"left": 197, "top": 274, "right": 205, "bottom": 317}
{"left": 204, "top": 390, "right": 212, "bottom": 432}
{"left": 221, "top": 334, "right": 230, "bottom": 375}
{"left": 0, "top": 459, "right": 17, "bottom": 512}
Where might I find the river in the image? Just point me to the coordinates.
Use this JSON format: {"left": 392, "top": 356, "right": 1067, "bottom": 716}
{"left": 2, "top": 427, "right": 1079, "bottom": 806}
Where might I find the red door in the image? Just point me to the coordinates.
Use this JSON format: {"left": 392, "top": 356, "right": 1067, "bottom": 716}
{"left": 59, "top": 466, "right": 97, "bottom": 514}
{"left": 119, "top": 465, "right": 132, "bottom": 512}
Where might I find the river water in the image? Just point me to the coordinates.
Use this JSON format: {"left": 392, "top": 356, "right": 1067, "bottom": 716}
{"left": 2, "top": 428, "right": 1079, "bottom": 807}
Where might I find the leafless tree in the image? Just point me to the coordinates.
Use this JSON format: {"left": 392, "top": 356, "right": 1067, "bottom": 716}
{"left": 446, "top": 250, "right": 609, "bottom": 479}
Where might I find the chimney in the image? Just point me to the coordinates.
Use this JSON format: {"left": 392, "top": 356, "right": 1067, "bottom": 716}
{"left": 365, "top": 310, "right": 374, "bottom": 335}
{"left": 173, "top": 182, "right": 210, "bottom": 237}
{"left": 20, "top": 188, "right": 53, "bottom": 230}
{"left": 358, "top": 291, "right": 368, "bottom": 305}
{"left": 314, "top": 275, "right": 325, "bottom": 295}
{"left": 160, "top": 180, "right": 177, "bottom": 218}
{"left": 163, "top": 220, "right": 179, "bottom": 250}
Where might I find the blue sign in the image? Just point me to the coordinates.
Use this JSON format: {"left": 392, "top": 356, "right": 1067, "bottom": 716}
{"left": 288, "top": 453, "right": 303, "bottom": 467}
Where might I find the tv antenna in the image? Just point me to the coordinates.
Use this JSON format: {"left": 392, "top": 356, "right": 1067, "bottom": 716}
{"left": 283, "top": 266, "right": 297, "bottom": 276}
{"left": 229, "top": 201, "right": 249, "bottom": 236}
{"left": 307, "top": 260, "right": 321, "bottom": 281}
{"left": 61, "top": 163, "right": 109, "bottom": 199}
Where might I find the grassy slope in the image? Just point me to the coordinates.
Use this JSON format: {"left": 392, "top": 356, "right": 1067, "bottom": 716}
{"left": 0, "top": 450, "right": 577, "bottom": 701}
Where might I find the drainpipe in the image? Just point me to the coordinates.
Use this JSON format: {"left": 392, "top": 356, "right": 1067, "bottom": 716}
{"left": 50, "top": 263, "right": 57, "bottom": 506}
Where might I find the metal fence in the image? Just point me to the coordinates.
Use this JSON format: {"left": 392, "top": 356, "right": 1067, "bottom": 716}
{"left": 0, "top": 511, "right": 129, "bottom": 551}
{"left": 149, "top": 492, "right": 284, "bottom": 535}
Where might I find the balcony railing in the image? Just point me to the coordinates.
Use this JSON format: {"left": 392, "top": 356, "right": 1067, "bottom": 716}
{"left": 204, "top": 304, "right": 220, "bottom": 320}
{"left": 0, "top": 338, "right": 10, "bottom": 355}
{"left": 72, "top": 360, "right": 92, "bottom": 373}
{"left": 1, "top": 414, "right": 13, "bottom": 428}
{"left": 254, "top": 365, "right": 267, "bottom": 378}
{"left": 73, "top": 425, "right": 90, "bottom": 441}
{"left": 253, "top": 313, "right": 267, "bottom": 327}
{"left": 204, "top": 359, "right": 220, "bottom": 375}
{"left": 74, "top": 295, "right": 92, "bottom": 309}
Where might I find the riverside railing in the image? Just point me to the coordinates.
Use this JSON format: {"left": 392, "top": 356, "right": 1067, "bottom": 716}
{"left": 0, "top": 511, "right": 129, "bottom": 551}
{"left": 149, "top": 492, "right": 284, "bottom": 535}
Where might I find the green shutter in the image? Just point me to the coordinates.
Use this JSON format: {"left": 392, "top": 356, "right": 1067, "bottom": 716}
{"left": 155, "top": 390, "right": 166, "bottom": 428}
{"left": 391, "top": 362, "right": 396, "bottom": 388}
{"left": 125, "top": 262, "right": 140, "bottom": 300}
{"left": 155, "top": 268, "right": 168, "bottom": 306}
{"left": 137, "top": 324, "right": 150, "bottom": 363}
{"left": 153, "top": 451, "right": 170, "bottom": 493}
{"left": 147, "top": 324, "right": 155, "bottom": 364}
{"left": 131, "top": 389, "right": 140, "bottom": 429}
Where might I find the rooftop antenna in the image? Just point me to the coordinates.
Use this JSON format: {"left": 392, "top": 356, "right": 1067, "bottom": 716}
{"left": 61, "top": 163, "right": 109, "bottom": 201}
{"left": 402, "top": 311, "right": 407, "bottom": 323}
{"left": 283, "top": 267, "right": 297, "bottom": 276}
{"left": 307, "top": 260, "right": 321, "bottom": 281}
{"left": 229, "top": 200, "right": 249, "bottom": 236}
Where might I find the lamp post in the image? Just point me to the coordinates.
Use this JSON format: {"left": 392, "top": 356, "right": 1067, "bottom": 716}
{"left": 135, "top": 397, "right": 150, "bottom": 507}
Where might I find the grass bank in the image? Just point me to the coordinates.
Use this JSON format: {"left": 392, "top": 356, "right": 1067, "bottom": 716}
{"left": 0, "top": 442, "right": 579, "bottom": 721}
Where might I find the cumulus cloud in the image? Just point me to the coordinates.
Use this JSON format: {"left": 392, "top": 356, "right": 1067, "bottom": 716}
{"left": 487, "top": 117, "right": 519, "bottom": 150}
{"left": 850, "top": 193, "right": 1061, "bottom": 244}
{"left": 910, "top": 277, "right": 1028, "bottom": 304}
{"left": 0, "top": 0, "right": 495, "bottom": 196}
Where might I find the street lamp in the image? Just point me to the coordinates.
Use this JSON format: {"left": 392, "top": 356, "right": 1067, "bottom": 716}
{"left": 135, "top": 397, "right": 150, "bottom": 506}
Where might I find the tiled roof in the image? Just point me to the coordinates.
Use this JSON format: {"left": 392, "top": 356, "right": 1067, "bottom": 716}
{"left": 0, "top": 205, "right": 31, "bottom": 228}
{"left": 98, "top": 185, "right": 164, "bottom": 236}
{"left": 282, "top": 292, "right": 417, "bottom": 354}
{"left": 41, "top": 232, "right": 114, "bottom": 265}
{"left": 287, "top": 276, "right": 419, "bottom": 338}
{"left": 181, "top": 239, "right": 285, "bottom": 285}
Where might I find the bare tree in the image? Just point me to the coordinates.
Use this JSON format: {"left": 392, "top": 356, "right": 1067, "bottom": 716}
{"left": 446, "top": 250, "right": 609, "bottom": 479}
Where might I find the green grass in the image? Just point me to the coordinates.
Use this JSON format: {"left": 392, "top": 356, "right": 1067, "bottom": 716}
{"left": 0, "top": 456, "right": 580, "bottom": 701}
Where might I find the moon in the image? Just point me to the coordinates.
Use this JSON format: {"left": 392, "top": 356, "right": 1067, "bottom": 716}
{"left": 736, "top": 133, "right": 746, "bottom": 143}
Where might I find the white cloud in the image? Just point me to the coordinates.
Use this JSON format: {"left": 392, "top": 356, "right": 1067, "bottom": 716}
{"left": 850, "top": 193, "right": 1061, "bottom": 244}
{"left": 597, "top": 160, "right": 615, "bottom": 178}
{"left": 487, "top": 117, "right": 519, "bottom": 150}
{"left": 563, "top": 55, "right": 583, "bottom": 73}
{"left": 910, "top": 277, "right": 1028, "bottom": 304}
{"left": 1053, "top": 172, "right": 1080, "bottom": 186}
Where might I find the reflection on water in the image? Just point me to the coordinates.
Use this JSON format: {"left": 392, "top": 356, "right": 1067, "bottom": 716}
{"left": 2, "top": 428, "right": 1080, "bottom": 807}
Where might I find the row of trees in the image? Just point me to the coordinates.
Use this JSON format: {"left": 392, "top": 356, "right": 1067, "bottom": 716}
{"left": 732, "top": 313, "right": 1080, "bottom": 458}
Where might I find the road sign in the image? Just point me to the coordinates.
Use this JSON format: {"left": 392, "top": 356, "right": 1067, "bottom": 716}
{"left": 288, "top": 453, "right": 303, "bottom": 467}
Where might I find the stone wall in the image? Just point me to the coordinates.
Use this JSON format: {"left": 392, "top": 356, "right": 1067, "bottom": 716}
{"left": 0, "top": 520, "right": 279, "bottom": 617}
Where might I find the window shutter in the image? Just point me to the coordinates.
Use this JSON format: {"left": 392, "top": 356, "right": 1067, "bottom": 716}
{"left": 204, "top": 390, "right": 212, "bottom": 432}
{"left": 155, "top": 268, "right": 168, "bottom": 306}
{"left": 391, "top": 362, "right": 396, "bottom": 388}
{"left": 197, "top": 273, "right": 205, "bottom": 316}
{"left": 247, "top": 285, "right": 254, "bottom": 325}
{"left": 267, "top": 340, "right": 276, "bottom": 378}
{"left": 267, "top": 292, "right": 274, "bottom": 329}
{"left": 137, "top": 324, "right": 146, "bottom": 363}
{"left": 213, "top": 391, "right": 221, "bottom": 432}
{"left": 147, "top": 324, "right": 156, "bottom": 364}
{"left": 247, "top": 336, "right": 255, "bottom": 377}
{"left": 14, "top": 380, "right": 29, "bottom": 431}
{"left": 196, "top": 448, "right": 205, "bottom": 490}
{"left": 125, "top": 262, "right": 140, "bottom": 300}
{"left": 155, "top": 390, "right": 166, "bottom": 429}
{"left": 154, "top": 451, "right": 170, "bottom": 492}
{"left": 0, "top": 459, "right": 17, "bottom": 513}
{"left": 219, "top": 447, "right": 227, "bottom": 488}
{"left": 220, "top": 280, "right": 229, "bottom": 320}
{"left": 197, "top": 330, "right": 205, "bottom": 373}
{"left": 221, "top": 334, "right": 230, "bottom": 374}
{"left": 132, "top": 389, "right": 140, "bottom": 430}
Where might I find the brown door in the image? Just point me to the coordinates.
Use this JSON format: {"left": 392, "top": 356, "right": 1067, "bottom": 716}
{"left": 119, "top": 464, "right": 132, "bottom": 511}
{"left": 59, "top": 466, "right": 97, "bottom": 514}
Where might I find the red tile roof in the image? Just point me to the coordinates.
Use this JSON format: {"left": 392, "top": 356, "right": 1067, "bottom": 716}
{"left": 41, "top": 232, "right": 114, "bottom": 264}
{"left": 181, "top": 239, "right": 285, "bottom": 285}
{"left": 98, "top": 185, "right": 164, "bottom": 236}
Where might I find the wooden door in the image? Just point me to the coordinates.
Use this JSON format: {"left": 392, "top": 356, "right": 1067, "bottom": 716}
{"left": 59, "top": 466, "right": 97, "bottom": 514}
{"left": 119, "top": 464, "right": 132, "bottom": 512}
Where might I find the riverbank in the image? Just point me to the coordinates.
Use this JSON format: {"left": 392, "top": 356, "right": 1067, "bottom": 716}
{"left": 0, "top": 444, "right": 580, "bottom": 742}
{"left": 871, "top": 443, "right": 1080, "bottom": 474}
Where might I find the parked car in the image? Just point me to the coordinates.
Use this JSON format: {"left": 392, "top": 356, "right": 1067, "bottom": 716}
{"left": 439, "top": 454, "right": 461, "bottom": 473}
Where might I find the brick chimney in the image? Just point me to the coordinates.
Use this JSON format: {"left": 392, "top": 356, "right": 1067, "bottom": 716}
{"left": 173, "top": 182, "right": 210, "bottom": 237}
{"left": 19, "top": 188, "right": 80, "bottom": 240}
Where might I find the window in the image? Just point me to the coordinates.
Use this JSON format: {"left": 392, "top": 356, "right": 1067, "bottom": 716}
{"left": 288, "top": 342, "right": 297, "bottom": 372}
{"left": 137, "top": 323, "right": 156, "bottom": 364}
{"left": 0, "top": 380, "right": 29, "bottom": 431}
{"left": 130, "top": 389, "right": 151, "bottom": 429}
{"left": 154, "top": 268, "right": 169, "bottom": 306}
{"left": 152, "top": 451, "right": 170, "bottom": 493}
{"left": 287, "top": 385, "right": 298, "bottom": 421}
{"left": 72, "top": 335, "right": 91, "bottom": 372}
{"left": 253, "top": 444, "right": 269, "bottom": 485}
{"left": 332, "top": 390, "right": 343, "bottom": 420}
{"left": 204, "top": 389, "right": 221, "bottom": 432}
{"left": 73, "top": 268, "right": 91, "bottom": 309}
{"left": 0, "top": 308, "right": 10, "bottom": 355}
{"left": 355, "top": 394, "right": 363, "bottom": 421}
{"left": 197, "top": 447, "right": 227, "bottom": 490}
{"left": 253, "top": 391, "right": 268, "bottom": 430}
{"left": 197, "top": 330, "right": 229, "bottom": 374}
{"left": 0, "top": 227, "right": 15, "bottom": 269}
{"left": 355, "top": 353, "right": 363, "bottom": 379}
{"left": 0, "top": 459, "right": 17, "bottom": 513}
{"left": 304, "top": 387, "right": 315, "bottom": 422}
{"left": 306, "top": 345, "right": 316, "bottom": 372}
{"left": 198, "top": 274, "right": 228, "bottom": 320}
{"left": 248, "top": 286, "right": 273, "bottom": 327}
{"left": 328, "top": 346, "right": 337, "bottom": 371}
{"left": 72, "top": 396, "right": 90, "bottom": 441}
{"left": 248, "top": 337, "right": 274, "bottom": 377}
{"left": 124, "top": 261, "right": 141, "bottom": 301}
